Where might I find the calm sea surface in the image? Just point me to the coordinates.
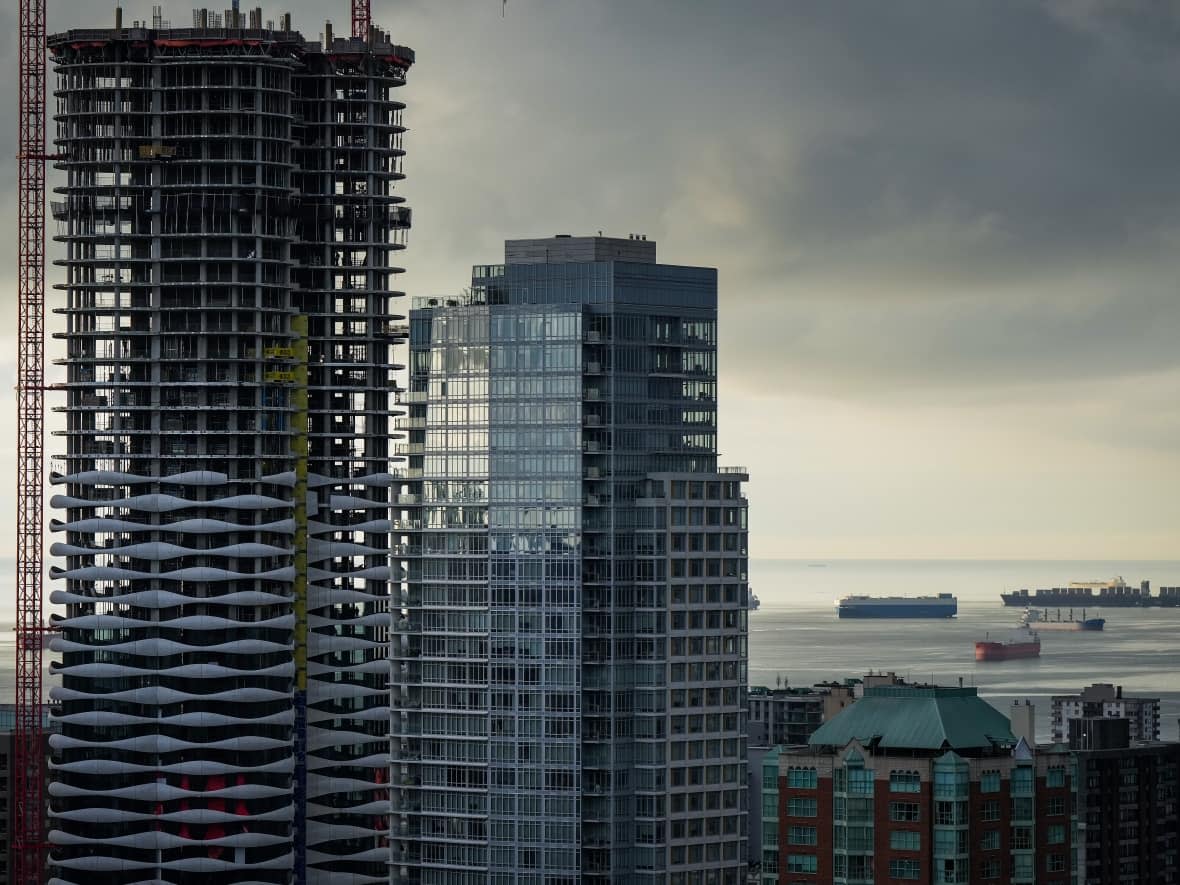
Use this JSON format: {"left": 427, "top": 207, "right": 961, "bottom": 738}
{"left": 2, "top": 559, "right": 1178, "bottom": 741}
{"left": 749, "top": 559, "right": 1180, "bottom": 741}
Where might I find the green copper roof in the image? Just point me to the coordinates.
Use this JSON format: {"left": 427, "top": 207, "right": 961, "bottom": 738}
{"left": 808, "top": 685, "right": 1016, "bottom": 752}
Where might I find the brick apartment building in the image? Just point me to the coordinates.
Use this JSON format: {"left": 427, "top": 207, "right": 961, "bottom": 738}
{"left": 776, "top": 684, "right": 1074, "bottom": 884}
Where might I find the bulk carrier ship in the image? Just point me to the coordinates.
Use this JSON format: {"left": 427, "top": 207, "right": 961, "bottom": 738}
{"left": 1019, "top": 608, "right": 1104, "bottom": 632}
{"left": 975, "top": 627, "right": 1041, "bottom": 661}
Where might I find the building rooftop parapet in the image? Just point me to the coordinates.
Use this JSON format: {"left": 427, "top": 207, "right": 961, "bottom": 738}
{"left": 505, "top": 234, "right": 657, "bottom": 265}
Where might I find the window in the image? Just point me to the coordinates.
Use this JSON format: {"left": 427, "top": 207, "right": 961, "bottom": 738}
{"left": 1047, "top": 766, "right": 1066, "bottom": 788}
{"left": 787, "top": 767, "right": 817, "bottom": 789}
{"left": 1011, "top": 766, "right": 1033, "bottom": 795}
{"left": 1012, "top": 854, "right": 1033, "bottom": 878}
{"left": 786, "top": 855, "right": 817, "bottom": 874}
{"left": 981, "top": 858, "right": 1001, "bottom": 880}
{"left": 935, "top": 801, "right": 965, "bottom": 826}
{"left": 889, "top": 830, "right": 920, "bottom": 851}
{"left": 787, "top": 798, "right": 816, "bottom": 817}
{"left": 788, "top": 825, "right": 816, "bottom": 846}
{"left": 889, "top": 802, "right": 920, "bottom": 822}
{"left": 1011, "top": 797, "right": 1033, "bottom": 821}
{"left": 980, "top": 799, "right": 1000, "bottom": 821}
{"left": 1047, "top": 824, "right": 1065, "bottom": 845}
{"left": 1011, "top": 826, "right": 1032, "bottom": 850}
{"left": 890, "top": 770, "right": 921, "bottom": 793}
{"left": 934, "top": 829, "right": 968, "bottom": 855}
{"left": 934, "top": 765, "right": 968, "bottom": 798}
{"left": 888, "top": 858, "right": 920, "bottom": 880}
{"left": 980, "top": 829, "right": 1000, "bottom": 851}
{"left": 836, "top": 825, "right": 873, "bottom": 851}
{"left": 847, "top": 767, "right": 874, "bottom": 795}
{"left": 1046, "top": 796, "right": 1066, "bottom": 816}
{"left": 981, "top": 770, "right": 1001, "bottom": 793}
{"left": 1046, "top": 854, "right": 1066, "bottom": 872}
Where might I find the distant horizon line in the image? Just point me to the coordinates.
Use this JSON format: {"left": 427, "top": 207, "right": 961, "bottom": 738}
{"left": 748, "top": 556, "right": 1180, "bottom": 563}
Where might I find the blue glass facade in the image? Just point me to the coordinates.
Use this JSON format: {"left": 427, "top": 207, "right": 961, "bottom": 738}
{"left": 391, "top": 238, "right": 748, "bottom": 885}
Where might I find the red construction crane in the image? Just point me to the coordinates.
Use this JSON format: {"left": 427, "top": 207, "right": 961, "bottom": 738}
{"left": 15, "top": 0, "right": 48, "bottom": 878}
{"left": 352, "top": 0, "right": 370, "bottom": 38}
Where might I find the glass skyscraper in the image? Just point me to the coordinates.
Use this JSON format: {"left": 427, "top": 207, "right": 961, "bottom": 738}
{"left": 391, "top": 236, "right": 750, "bottom": 885}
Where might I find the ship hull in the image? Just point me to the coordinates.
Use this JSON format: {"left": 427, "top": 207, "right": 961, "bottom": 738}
{"left": 1002, "top": 591, "right": 1174, "bottom": 608}
{"left": 975, "top": 641, "right": 1040, "bottom": 661}
{"left": 1002, "top": 593, "right": 1142, "bottom": 608}
{"left": 838, "top": 603, "right": 957, "bottom": 618}
{"left": 1025, "top": 619, "right": 1104, "bottom": 632}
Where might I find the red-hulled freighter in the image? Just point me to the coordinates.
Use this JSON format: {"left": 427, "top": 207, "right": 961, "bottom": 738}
{"left": 975, "top": 627, "right": 1041, "bottom": 661}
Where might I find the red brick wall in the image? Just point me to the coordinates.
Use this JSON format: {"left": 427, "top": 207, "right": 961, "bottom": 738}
{"left": 967, "top": 774, "right": 1013, "bottom": 884}
{"left": 1035, "top": 770, "right": 1072, "bottom": 885}
{"left": 874, "top": 777, "right": 932, "bottom": 885}
{"left": 778, "top": 772, "right": 827, "bottom": 882}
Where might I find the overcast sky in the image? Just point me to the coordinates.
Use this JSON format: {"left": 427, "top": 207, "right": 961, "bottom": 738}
{"left": 0, "top": 0, "right": 1177, "bottom": 561}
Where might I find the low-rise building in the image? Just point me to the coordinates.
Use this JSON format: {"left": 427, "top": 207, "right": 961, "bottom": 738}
{"left": 1051, "top": 682, "right": 1160, "bottom": 742}
{"left": 748, "top": 686, "right": 825, "bottom": 747}
{"left": 749, "top": 672, "right": 907, "bottom": 747}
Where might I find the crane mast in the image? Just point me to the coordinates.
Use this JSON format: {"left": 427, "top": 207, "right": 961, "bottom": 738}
{"left": 352, "top": 0, "right": 371, "bottom": 38}
{"left": 15, "top": 0, "right": 48, "bottom": 877}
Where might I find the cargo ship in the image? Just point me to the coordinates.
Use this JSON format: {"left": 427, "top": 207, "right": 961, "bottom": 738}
{"left": 1019, "top": 608, "right": 1104, "bottom": 632}
{"left": 836, "top": 593, "right": 957, "bottom": 619}
{"left": 975, "top": 627, "right": 1041, "bottom": 661}
{"left": 1001, "top": 577, "right": 1180, "bottom": 608}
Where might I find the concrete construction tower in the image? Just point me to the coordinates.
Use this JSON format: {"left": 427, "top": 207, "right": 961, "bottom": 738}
{"left": 45, "top": 8, "right": 412, "bottom": 883}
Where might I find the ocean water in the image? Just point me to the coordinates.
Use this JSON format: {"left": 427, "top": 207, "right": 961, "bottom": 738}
{"left": 2, "top": 559, "right": 1178, "bottom": 741}
{"left": 749, "top": 559, "right": 1180, "bottom": 741}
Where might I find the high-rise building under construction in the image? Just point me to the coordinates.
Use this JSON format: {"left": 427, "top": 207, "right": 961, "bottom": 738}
{"left": 46, "top": 8, "right": 412, "bottom": 884}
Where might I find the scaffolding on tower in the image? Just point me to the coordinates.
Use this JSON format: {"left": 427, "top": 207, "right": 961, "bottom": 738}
{"left": 14, "top": 0, "right": 48, "bottom": 879}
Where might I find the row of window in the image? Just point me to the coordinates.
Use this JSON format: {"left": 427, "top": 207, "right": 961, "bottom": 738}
{"left": 785, "top": 764, "right": 1069, "bottom": 797}
{"left": 780, "top": 825, "right": 1056, "bottom": 855}
{"left": 784, "top": 855, "right": 1062, "bottom": 883}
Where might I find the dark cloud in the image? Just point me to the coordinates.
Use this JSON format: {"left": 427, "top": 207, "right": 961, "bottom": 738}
{"left": 5, "top": 0, "right": 1180, "bottom": 399}
{"left": 0, "top": 0, "right": 1170, "bottom": 555}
